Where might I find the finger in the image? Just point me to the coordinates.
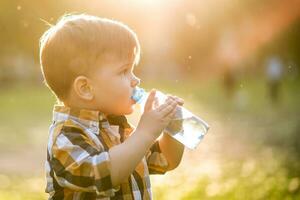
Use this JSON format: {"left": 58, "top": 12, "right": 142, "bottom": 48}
{"left": 174, "top": 96, "right": 184, "bottom": 106}
{"left": 156, "top": 97, "right": 174, "bottom": 112}
{"left": 159, "top": 100, "right": 177, "bottom": 118}
{"left": 165, "top": 103, "right": 177, "bottom": 116}
{"left": 153, "top": 96, "right": 159, "bottom": 109}
{"left": 144, "top": 89, "right": 156, "bottom": 112}
{"left": 161, "top": 106, "right": 178, "bottom": 125}
{"left": 168, "top": 95, "right": 184, "bottom": 105}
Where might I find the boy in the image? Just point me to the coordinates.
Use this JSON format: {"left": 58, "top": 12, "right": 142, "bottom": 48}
{"left": 39, "top": 14, "right": 185, "bottom": 200}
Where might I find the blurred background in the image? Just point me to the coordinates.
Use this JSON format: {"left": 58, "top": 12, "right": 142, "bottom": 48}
{"left": 0, "top": 0, "right": 299, "bottom": 199}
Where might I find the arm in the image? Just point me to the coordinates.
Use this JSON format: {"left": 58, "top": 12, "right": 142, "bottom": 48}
{"left": 51, "top": 125, "right": 157, "bottom": 197}
{"left": 158, "top": 132, "right": 185, "bottom": 171}
{"left": 51, "top": 90, "right": 179, "bottom": 196}
{"left": 108, "top": 128, "right": 156, "bottom": 186}
{"left": 109, "top": 89, "right": 179, "bottom": 186}
{"left": 51, "top": 128, "right": 119, "bottom": 197}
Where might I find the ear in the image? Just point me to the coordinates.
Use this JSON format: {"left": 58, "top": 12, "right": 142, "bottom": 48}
{"left": 73, "top": 76, "right": 94, "bottom": 101}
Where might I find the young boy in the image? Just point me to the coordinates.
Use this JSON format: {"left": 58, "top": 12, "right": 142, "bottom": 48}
{"left": 39, "top": 14, "right": 185, "bottom": 200}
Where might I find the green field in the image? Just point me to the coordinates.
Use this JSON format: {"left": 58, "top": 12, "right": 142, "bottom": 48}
{"left": 0, "top": 77, "right": 299, "bottom": 199}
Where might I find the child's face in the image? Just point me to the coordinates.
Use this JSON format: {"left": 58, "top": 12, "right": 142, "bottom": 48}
{"left": 89, "top": 53, "right": 140, "bottom": 115}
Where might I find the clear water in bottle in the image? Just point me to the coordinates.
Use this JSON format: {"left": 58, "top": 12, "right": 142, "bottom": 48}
{"left": 131, "top": 87, "right": 210, "bottom": 150}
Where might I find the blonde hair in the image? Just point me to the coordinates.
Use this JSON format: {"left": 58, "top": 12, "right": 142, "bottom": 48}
{"left": 39, "top": 13, "right": 141, "bottom": 102}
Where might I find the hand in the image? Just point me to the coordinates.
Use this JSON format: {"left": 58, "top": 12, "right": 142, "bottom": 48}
{"left": 136, "top": 89, "right": 180, "bottom": 140}
{"left": 165, "top": 94, "right": 184, "bottom": 106}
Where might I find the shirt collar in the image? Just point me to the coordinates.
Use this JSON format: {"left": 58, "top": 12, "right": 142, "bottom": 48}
{"left": 53, "top": 104, "right": 108, "bottom": 122}
{"left": 52, "top": 104, "right": 131, "bottom": 136}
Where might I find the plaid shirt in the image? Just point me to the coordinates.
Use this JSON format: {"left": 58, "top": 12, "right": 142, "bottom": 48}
{"left": 45, "top": 104, "right": 169, "bottom": 200}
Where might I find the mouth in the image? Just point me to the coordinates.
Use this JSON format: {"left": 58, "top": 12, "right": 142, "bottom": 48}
{"left": 130, "top": 98, "right": 136, "bottom": 105}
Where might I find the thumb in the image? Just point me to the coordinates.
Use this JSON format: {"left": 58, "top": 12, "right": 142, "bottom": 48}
{"left": 144, "top": 89, "right": 156, "bottom": 112}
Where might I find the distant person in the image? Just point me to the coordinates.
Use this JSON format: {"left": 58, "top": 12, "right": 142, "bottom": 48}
{"left": 218, "top": 28, "right": 239, "bottom": 99}
{"left": 266, "top": 56, "right": 284, "bottom": 104}
{"left": 39, "top": 14, "right": 185, "bottom": 199}
{"left": 223, "top": 65, "right": 236, "bottom": 98}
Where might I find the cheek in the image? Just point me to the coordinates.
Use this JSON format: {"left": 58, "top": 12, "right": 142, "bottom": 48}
{"left": 109, "top": 85, "right": 128, "bottom": 100}
{"left": 114, "top": 78, "right": 132, "bottom": 98}
{"left": 99, "top": 76, "right": 132, "bottom": 110}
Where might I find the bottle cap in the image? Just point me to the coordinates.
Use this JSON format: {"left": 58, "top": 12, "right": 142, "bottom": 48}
{"left": 131, "top": 87, "right": 146, "bottom": 103}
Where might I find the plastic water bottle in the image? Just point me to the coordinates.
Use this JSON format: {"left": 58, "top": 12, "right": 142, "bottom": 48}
{"left": 131, "top": 87, "right": 210, "bottom": 150}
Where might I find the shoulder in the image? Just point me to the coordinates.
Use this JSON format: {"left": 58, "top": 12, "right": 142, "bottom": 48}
{"left": 49, "top": 119, "right": 104, "bottom": 155}
{"left": 50, "top": 119, "right": 85, "bottom": 138}
{"left": 49, "top": 119, "right": 94, "bottom": 147}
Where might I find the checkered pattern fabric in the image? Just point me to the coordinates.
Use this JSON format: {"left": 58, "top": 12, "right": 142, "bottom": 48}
{"left": 45, "top": 104, "right": 169, "bottom": 200}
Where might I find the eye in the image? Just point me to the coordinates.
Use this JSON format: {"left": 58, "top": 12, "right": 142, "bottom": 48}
{"left": 122, "top": 68, "right": 132, "bottom": 75}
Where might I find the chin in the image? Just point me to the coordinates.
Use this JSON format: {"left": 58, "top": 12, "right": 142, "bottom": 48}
{"left": 123, "top": 108, "right": 134, "bottom": 115}
{"left": 114, "top": 106, "right": 134, "bottom": 116}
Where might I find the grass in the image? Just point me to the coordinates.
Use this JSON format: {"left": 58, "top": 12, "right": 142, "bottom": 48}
{"left": 0, "top": 84, "right": 55, "bottom": 148}
{"left": 0, "top": 77, "right": 299, "bottom": 199}
{"left": 0, "top": 175, "right": 47, "bottom": 200}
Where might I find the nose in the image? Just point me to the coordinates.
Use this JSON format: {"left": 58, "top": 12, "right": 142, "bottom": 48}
{"left": 131, "top": 75, "right": 140, "bottom": 87}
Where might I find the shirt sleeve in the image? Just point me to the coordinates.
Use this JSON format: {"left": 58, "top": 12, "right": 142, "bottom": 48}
{"left": 146, "top": 140, "right": 170, "bottom": 175}
{"left": 50, "top": 125, "right": 120, "bottom": 197}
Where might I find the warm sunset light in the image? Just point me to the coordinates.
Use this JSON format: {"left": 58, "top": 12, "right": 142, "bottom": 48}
{"left": 0, "top": 0, "right": 299, "bottom": 199}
